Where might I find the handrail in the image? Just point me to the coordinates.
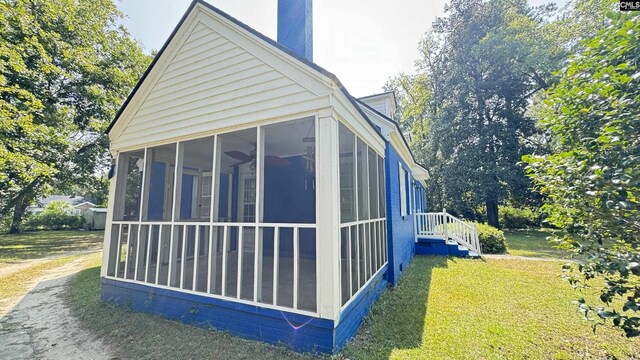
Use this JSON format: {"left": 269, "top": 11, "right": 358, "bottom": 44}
{"left": 414, "top": 209, "right": 482, "bottom": 255}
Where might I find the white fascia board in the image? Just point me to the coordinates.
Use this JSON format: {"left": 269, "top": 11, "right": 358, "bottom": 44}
{"left": 357, "top": 105, "right": 395, "bottom": 140}
{"left": 389, "top": 131, "right": 417, "bottom": 170}
{"left": 411, "top": 165, "right": 430, "bottom": 181}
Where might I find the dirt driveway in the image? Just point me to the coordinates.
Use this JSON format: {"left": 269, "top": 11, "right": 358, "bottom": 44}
{"left": 0, "top": 253, "right": 115, "bottom": 360}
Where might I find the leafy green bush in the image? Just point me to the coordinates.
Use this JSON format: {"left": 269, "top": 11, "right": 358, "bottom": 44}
{"left": 474, "top": 222, "right": 507, "bottom": 254}
{"left": 23, "top": 200, "right": 84, "bottom": 230}
{"left": 523, "top": 12, "right": 640, "bottom": 337}
{"left": 25, "top": 212, "right": 83, "bottom": 230}
{"left": 499, "top": 206, "right": 544, "bottom": 229}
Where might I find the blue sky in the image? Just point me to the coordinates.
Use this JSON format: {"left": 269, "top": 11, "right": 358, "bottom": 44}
{"left": 115, "top": 0, "right": 566, "bottom": 97}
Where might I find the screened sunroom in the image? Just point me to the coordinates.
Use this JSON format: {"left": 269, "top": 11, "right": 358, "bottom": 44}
{"left": 103, "top": 116, "right": 387, "bottom": 317}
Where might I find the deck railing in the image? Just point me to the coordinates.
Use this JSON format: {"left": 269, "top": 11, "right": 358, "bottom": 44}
{"left": 106, "top": 221, "right": 318, "bottom": 316}
{"left": 415, "top": 210, "right": 482, "bottom": 255}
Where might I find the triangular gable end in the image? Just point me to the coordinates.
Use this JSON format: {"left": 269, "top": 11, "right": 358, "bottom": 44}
{"left": 109, "top": 1, "right": 335, "bottom": 151}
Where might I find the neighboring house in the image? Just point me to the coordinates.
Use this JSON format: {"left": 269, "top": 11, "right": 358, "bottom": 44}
{"left": 27, "top": 195, "right": 91, "bottom": 215}
{"left": 100, "top": 0, "right": 481, "bottom": 354}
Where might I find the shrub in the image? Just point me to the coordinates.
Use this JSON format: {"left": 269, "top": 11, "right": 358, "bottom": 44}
{"left": 499, "top": 206, "right": 544, "bottom": 229}
{"left": 23, "top": 200, "right": 84, "bottom": 231}
{"left": 474, "top": 222, "right": 507, "bottom": 254}
{"left": 25, "top": 212, "right": 84, "bottom": 230}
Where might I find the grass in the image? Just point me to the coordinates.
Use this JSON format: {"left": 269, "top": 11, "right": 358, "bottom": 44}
{"left": 0, "top": 230, "right": 104, "bottom": 263}
{"left": 0, "top": 254, "right": 83, "bottom": 299}
{"left": 67, "top": 256, "right": 319, "bottom": 360}
{"left": 67, "top": 256, "right": 640, "bottom": 360}
{"left": 503, "top": 229, "right": 569, "bottom": 259}
{"left": 342, "top": 257, "right": 639, "bottom": 359}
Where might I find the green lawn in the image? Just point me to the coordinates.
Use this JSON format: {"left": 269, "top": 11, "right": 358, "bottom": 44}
{"left": 503, "top": 229, "right": 569, "bottom": 259}
{"left": 67, "top": 257, "right": 314, "bottom": 360}
{"left": 68, "top": 256, "right": 639, "bottom": 360}
{"left": 0, "top": 230, "right": 104, "bottom": 262}
{"left": 342, "top": 257, "right": 639, "bottom": 359}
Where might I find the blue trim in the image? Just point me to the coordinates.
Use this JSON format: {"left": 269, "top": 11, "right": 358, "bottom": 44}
{"left": 384, "top": 145, "right": 395, "bottom": 284}
{"left": 101, "top": 278, "right": 335, "bottom": 353}
{"left": 334, "top": 265, "right": 388, "bottom": 351}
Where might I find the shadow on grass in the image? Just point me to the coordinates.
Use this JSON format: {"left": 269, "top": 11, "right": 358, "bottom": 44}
{"left": 340, "top": 256, "right": 449, "bottom": 360}
{"left": 0, "top": 230, "right": 104, "bottom": 262}
{"left": 66, "top": 265, "right": 320, "bottom": 360}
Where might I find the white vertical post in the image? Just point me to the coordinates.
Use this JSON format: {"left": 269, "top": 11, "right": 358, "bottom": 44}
{"left": 255, "top": 127, "right": 264, "bottom": 302}
{"left": 347, "top": 226, "right": 352, "bottom": 297}
{"left": 293, "top": 227, "right": 299, "bottom": 309}
{"left": 273, "top": 226, "right": 279, "bottom": 306}
{"left": 193, "top": 225, "right": 200, "bottom": 290}
{"left": 355, "top": 225, "right": 360, "bottom": 287}
{"left": 442, "top": 208, "right": 448, "bottom": 240}
{"left": 221, "top": 225, "right": 228, "bottom": 296}
{"left": 208, "top": 225, "right": 214, "bottom": 293}
{"left": 144, "top": 225, "right": 152, "bottom": 282}
{"left": 101, "top": 152, "right": 120, "bottom": 277}
{"left": 236, "top": 226, "right": 243, "bottom": 299}
{"left": 123, "top": 225, "right": 131, "bottom": 279}
{"left": 254, "top": 226, "right": 262, "bottom": 302}
{"left": 113, "top": 224, "right": 122, "bottom": 277}
{"left": 168, "top": 226, "right": 176, "bottom": 286}
{"left": 316, "top": 111, "right": 341, "bottom": 320}
{"left": 180, "top": 227, "right": 186, "bottom": 289}
{"left": 134, "top": 225, "right": 141, "bottom": 280}
{"left": 155, "top": 225, "right": 162, "bottom": 285}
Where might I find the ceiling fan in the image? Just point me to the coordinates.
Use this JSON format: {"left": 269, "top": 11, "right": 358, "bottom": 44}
{"left": 224, "top": 148, "right": 290, "bottom": 169}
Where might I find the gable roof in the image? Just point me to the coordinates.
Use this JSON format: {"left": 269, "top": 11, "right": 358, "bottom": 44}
{"left": 106, "top": 0, "right": 378, "bottom": 139}
{"left": 38, "top": 195, "right": 86, "bottom": 207}
{"left": 106, "top": 0, "right": 426, "bottom": 175}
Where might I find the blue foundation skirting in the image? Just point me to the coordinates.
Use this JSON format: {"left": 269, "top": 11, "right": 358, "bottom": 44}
{"left": 101, "top": 265, "right": 388, "bottom": 354}
{"left": 334, "top": 265, "right": 389, "bottom": 350}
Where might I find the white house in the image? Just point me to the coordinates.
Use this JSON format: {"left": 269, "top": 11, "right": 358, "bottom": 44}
{"left": 100, "top": 0, "right": 480, "bottom": 353}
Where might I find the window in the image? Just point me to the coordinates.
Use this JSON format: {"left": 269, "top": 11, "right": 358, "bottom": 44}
{"left": 399, "top": 164, "right": 407, "bottom": 217}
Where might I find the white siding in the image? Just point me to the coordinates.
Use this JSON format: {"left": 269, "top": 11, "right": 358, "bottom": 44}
{"left": 111, "top": 17, "right": 330, "bottom": 150}
{"left": 358, "top": 93, "right": 396, "bottom": 119}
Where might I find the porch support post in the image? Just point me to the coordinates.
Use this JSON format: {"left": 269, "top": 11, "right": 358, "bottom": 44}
{"left": 101, "top": 151, "right": 119, "bottom": 277}
{"left": 316, "top": 109, "right": 341, "bottom": 321}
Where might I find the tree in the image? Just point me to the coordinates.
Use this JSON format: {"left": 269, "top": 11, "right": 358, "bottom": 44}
{"left": 523, "top": 12, "right": 640, "bottom": 337}
{"left": 0, "top": 0, "right": 150, "bottom": 233}
{"left": 388, "top": 0, "right": 565, "bottom": 226}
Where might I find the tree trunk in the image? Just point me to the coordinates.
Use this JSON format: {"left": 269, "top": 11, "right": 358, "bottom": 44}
{"left": 9, "top": 195, "right": 28, "bottom": 234}
{"left": 486, "top": 198, "right": 499, "bottom": 229}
